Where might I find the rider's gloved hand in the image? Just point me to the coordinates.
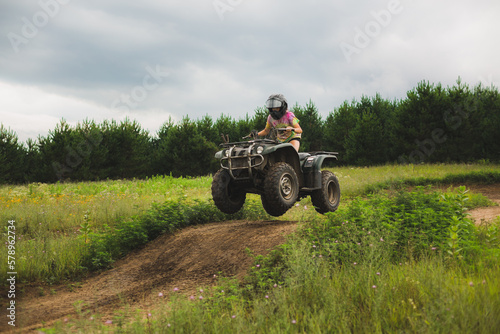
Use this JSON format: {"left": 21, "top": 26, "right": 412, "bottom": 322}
{"left": 251, "top": 129, "right": 259, "bottom": 138}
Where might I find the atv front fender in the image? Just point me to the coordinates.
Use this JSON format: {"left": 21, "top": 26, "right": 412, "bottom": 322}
{"left": 260, "top": 142, "right": 295, "bottom": 155}
{"left": 262, "top": 143, "right": 303, "bottom": 187}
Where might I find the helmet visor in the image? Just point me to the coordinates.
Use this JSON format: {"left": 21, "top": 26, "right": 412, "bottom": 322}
{"left": 266, "top": 99, "right": 283, "bottom": 109}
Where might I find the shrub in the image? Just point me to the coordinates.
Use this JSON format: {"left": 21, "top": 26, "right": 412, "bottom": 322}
{"left": 244, "top": 186, "right": 494, "bottom": 294}
{"left": 301, "top": 186, "right": 478, "bottom": 264}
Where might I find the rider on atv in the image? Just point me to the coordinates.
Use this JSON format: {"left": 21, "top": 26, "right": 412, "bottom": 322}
{"left": 256, "top": 94, "right": 303, "bottom": 152}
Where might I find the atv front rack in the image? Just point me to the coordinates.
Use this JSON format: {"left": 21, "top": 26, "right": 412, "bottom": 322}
{"left": 220, "top": 142, "right": 266, "bottom": 180}
{"left": 219, "top": 138, "right": 277, "bottom": 148}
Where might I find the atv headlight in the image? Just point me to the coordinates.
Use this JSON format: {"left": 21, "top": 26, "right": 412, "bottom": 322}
{"left": 224, "top": 149, "right": 230, "bottom": 157}
{"left": 256, "top": 146, "right": 264, "bottom": 154}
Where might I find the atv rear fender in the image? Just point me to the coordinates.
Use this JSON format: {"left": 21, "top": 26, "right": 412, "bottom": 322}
{"left": 301, "top": 153, "right": 338, "bottom": 190}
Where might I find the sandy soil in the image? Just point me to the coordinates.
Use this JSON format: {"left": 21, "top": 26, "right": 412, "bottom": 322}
{"left": 467, "top": 185, "right": 500, "bottom": 224}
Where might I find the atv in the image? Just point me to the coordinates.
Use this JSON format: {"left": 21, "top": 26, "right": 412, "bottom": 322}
{"left": 211, "top": 129, "right": 341, "bottom": 217}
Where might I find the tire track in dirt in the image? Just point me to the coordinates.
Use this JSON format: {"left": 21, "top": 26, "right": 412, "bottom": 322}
{"left": 4, "top": 220, "right": 297, "bottom": 333}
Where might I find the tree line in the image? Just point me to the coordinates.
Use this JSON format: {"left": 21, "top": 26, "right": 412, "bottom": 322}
{"left": 1, "top": 79, "right": 499, "bottom": 184}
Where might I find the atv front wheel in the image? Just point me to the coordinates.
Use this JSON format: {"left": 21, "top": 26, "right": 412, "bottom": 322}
{"left": 262, "top": 162, "right": 299, "bottom": 216}
{"left": 311, "top": 170, "right": 340, "bottom": 214}
{"left": 212, "top": 169, "right": 246, "bottom": 214}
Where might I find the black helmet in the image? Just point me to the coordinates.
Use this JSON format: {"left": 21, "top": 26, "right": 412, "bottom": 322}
{"left": 266, "top": 94, "right": 288, "bottom": 120}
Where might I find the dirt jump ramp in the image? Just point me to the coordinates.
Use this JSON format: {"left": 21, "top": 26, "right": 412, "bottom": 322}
{"left": 9, "top": 220, "right": 297, "bottom": 332}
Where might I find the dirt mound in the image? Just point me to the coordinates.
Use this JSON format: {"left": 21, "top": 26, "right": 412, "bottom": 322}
{"left": 7, "top": 220, "right": 297, "bottom": 333}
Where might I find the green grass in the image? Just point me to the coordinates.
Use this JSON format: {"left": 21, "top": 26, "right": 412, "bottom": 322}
{"left": 0, "top": 175, "right": 214, "bottom": 283}
{"left": 2, "top": 163, "right": 500, "bottom": 333}
{"left": 0, "top": 174, "right": 213, "bottom": 234}
{"left": 42, "top": 231, "right": 500, "bottom": 333}
{"left": 332, "top": 163, "right": 500, "bottom": 198}
{"left": 1, "top": 164, "right": 499, "bottom": 284}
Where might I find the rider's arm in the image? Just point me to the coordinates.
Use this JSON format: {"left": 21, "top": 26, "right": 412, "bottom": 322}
{"left": 258, "top": 128, "right": 270, "bottom": 137}
{"left": 258, "top": 119, "right": 273, "bottom": 137}
{"left": 290, "top": 122, "right": 302, "bottom": 134}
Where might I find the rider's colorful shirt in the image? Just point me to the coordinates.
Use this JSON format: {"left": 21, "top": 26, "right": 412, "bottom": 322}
{"left": 265, "top": 111, "right": 301, "bottom": 143}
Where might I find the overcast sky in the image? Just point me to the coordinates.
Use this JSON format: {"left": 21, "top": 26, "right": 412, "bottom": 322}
{"left": 1, "top": 0, "right": 499, "bottom": 143}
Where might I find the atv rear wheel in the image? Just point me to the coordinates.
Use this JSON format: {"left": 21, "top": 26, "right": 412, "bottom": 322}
{"left": 311, "top": 170, "right": 340, "bottom": 214}
{"left": 212, "top": 169, "right": 246, "bottom": 214}
{"left": 262, "top": 162, "right": 299, "bottom": 217}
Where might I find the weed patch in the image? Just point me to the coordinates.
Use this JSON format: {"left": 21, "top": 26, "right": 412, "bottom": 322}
{"left": 302, "top": 186, "right": 478, "bottom": 264}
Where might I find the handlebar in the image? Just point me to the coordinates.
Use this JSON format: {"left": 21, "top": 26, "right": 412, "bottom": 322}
{"left": 233, "top": 127, "right": 295, "bottom": 142}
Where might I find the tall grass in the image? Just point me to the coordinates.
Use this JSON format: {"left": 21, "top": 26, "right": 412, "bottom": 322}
{"left": 332, "top": 163, "right": 500, "bottom": 197}
{"left": 43, "top": 212, "right": 500, "bottom": 333}
{"left": 1, "top": 164, "right": 499, "bottom": 284}
{"left": 0, "top": 196, "right": 270, "bottom": 283}
{"left": 37, "top": 178, "right": 500, "bottom": 333}
{"left": 0, "top": 175, "right": 213, "bottom": 235}
{"left": 0, "top": 175, "right": 211, "bottom": 281}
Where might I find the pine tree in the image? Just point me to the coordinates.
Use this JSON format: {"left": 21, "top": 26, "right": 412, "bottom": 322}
{"left": 0, "top": 125, "right": 24, "bottom": 183}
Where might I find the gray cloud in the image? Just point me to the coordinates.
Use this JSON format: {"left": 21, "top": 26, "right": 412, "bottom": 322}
{"left": 1, "top": 0, "right": 499, "bottom": 142}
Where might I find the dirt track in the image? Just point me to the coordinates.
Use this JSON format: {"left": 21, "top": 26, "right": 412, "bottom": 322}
{"left": 3, "top": 185, "right": 500, "bottom": 333}
{"left": 5, "top": 220, "right": 297, "bottom": 333}
{"left": 467, "top": 185, "right": 500, "bottom": 224}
